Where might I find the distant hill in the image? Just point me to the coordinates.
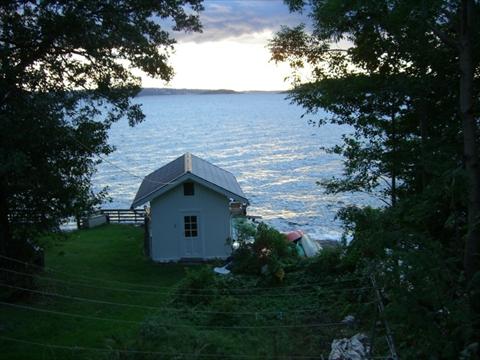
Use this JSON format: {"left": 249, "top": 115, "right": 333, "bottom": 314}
{"left": 137, "top": 88, "right": 284, "bottom": 97}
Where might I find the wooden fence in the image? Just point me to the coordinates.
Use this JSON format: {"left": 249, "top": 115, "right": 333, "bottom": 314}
{"left": 8, "top": 208, "right": 147, "bottom": 231}
{"left": 76, "top": 209, "right": 146, "bottom": 229}
{"left": 99, "top": 209, "right": 146, "bottom": 224}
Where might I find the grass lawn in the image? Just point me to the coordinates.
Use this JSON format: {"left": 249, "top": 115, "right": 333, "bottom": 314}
{"left": 0, "top": 224, "right": 188, "bottom": 360}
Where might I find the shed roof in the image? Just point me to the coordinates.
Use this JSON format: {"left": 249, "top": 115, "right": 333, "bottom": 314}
{"left": 131, "top": 153, "right": 248, "bottom": 208}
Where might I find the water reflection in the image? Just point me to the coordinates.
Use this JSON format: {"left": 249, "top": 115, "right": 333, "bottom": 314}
{"left": 94, "top": 93, "right": 378, "bottom": 240}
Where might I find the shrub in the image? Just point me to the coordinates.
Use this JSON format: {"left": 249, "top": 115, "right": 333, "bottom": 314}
{"left": 306, "top": 246, "right": 345, "bottom": 277}
{"left": 176, "top": 266, "right": 217, "bottom": 305}
{"left": 208, "top": 295, "right": 240, "bottom": 326}
{"left": 337, "top": 204, "right": 479, "bottom": 358}
{"left": 230, "top": 243, "right": 261, "bottom": 275}
{"left": 233, "top": 217, "right": 257, "bottom": 245}
{"left": 230, "top": 223, "right": 298, "bottom": 282}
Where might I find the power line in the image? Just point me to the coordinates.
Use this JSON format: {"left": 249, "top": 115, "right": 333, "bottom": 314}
{"left": 0, "top": 282, "right": 372, "bottom": 316}
{"left": 1, "top": 267, "right": 172, "bottom": 295}
{"left": 0, "top": 254, "right": 364, "bottom": 291}
{"left": 0, "top": 335, "right": 324, "bottom": 359}
{"left": 0, "top": 301, "right": 348, "bottom": 330}
{"left": 0, "top": 253, "right": 364, "bottom": 291}
{"left": 70, "top": 134, "right": 177, "bottom": 186}
{"left": 0, "top": 267, "right": 371, "bottom": 298}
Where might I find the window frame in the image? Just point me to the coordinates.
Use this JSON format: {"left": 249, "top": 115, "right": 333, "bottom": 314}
{"left": 184, "top": 215, "right": 198, "bottom": 238}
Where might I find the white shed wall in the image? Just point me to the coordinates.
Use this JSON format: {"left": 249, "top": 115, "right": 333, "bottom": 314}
{"left": 149, "top": 181, "right": 231, "bottom": 262}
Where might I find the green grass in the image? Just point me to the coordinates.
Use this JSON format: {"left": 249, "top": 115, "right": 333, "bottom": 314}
{"left": 0, "top": 224, "right": 188, "bottom": 360}
{"left": 0, "top": 224, "right": 375, "bottom": 359}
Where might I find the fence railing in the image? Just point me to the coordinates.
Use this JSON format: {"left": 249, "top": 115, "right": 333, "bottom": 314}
{"left": 99, "top": 209, "right": 146, "bottom": 224}
{"left": 78, "top": 209, "right": 146, "bottom": 228}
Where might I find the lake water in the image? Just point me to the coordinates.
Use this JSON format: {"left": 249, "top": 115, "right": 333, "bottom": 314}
{"left": 94, "top": 93, "right": 375, "bottom": 241}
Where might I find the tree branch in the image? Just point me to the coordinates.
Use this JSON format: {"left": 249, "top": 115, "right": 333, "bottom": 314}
{"left": 429, "top": 25, "right": 459, "bottom": 50}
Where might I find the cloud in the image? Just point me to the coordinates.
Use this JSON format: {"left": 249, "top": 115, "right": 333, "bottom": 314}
{"left": 172, "top": 0, "right": 309, "bottom": 43}
{"left": 140, "top": 37, "right": 299, "bottom": 91}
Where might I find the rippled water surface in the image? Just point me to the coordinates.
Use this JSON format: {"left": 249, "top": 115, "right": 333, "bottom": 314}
{"left": 94, "top": 93, "right": 376, "bottom": 240}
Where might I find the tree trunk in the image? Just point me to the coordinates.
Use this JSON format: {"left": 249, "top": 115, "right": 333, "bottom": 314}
{"left": 460, "top": 0, "right": 480, "bottom": 281}
{"left": 0, "top": 188, "right": 12, "bottom": 262}
{"left": 419, "top": 100, "right": 429, "bottom": 192}
{"left": 390, "top": 111, "right": 397, "bottom": 207}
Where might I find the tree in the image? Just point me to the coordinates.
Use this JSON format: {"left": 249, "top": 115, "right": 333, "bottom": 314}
{"left": 270, "top": 1, "right": 480, "bottom": 355}
{"left": 270, "top": 0, "right": 479, "bottom": 278}
{"left": 457, "top": 0, "right": 480, "bottom": 282}
{"left": 293, "top": 73, "right": 419, "bottom": 207}
{"left": 0, "top": 1, "right": 203, "bottom": 261}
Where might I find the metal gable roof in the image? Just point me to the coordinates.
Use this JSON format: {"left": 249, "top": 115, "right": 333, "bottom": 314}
{"left": 131, "top": 153, "right": 248, "bottom": 208}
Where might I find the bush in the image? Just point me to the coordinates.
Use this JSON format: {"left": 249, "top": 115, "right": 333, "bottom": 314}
{"left": 230, "top": 223, "right": 298, "bottom": 283}
{"left": 176, "top": 266, "right": 217, "bottom": 305}
{"left": 306, "top": 246, "right": 346, "bottom": 277}
{"left": 208, "top": 295, "right": 240, "bottom": 326}
{"left": 230, "top": 243, "right": 260, "bottom": 275}
{"left": 337, "top": 204, "right": 479, "bottom": 358}
{"left": 109, "top": 311, "right": 241, "bottom": 360}
{"left": 232, "top": 217, "right": 257, "bottom": 245}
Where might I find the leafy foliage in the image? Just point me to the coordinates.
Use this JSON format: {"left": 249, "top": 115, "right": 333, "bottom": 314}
{"left": 0, "top": 1, "right": 203, "bottom": 257}
{"left": 109, "top": 250, "right": 371, "bottom": 359}
{"left": 232, "top": 217, "right": 257, "bottom": 246}
{"left": 270, "top": 0, "right": 480, "bottom": 357}
{"left": 306, "top": 246, "right": 352, "bottom": 278}
{"left": 338, "top": 204, "right": 477, "bottom": 357}
{"left": 175, "top": 266, "right": 217, "bottom": 305}
{"left": 230, "top": 222, "right": 298, "bottom": 283}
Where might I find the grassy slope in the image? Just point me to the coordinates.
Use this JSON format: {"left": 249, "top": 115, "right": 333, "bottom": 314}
{"left": 0, "top": 224, "right": 187, "bottom": 360}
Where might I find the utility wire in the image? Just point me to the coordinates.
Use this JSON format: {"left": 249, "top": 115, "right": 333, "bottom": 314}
{"left": 0, "top": 301, "right": 348, "bottom": 330}
{"left": 0, "top": 267, "right": 371, "bottom": 298}
{"left": 0, "top": 253, "right": 364, "bottom": 291}
{"left": 0, "top": 335, "right": 324, "bottom": 359}
{"left": 1, "top": 267, "right": 173, "bottom": 295}
{"left": 70, "top": 134, "right": 178, "bottom": 186}
{"left": 0, "top": 282, "right": 374, "bottom": 316}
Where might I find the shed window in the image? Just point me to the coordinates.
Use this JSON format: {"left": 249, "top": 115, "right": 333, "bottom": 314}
{"left": 184, "top": 216, "right": 198, "bottom": 237}
{"left": 183, "top": 182, "right": 194, "bottom": 196}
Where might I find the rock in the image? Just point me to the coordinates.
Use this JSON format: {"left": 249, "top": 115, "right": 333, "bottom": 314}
{"left": 329, "top": 333, "right": 370, "bottom": 360}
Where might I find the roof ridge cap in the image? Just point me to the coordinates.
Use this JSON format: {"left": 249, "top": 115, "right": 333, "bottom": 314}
{"left": 184, "top": 152, "right": 192, "bottom": 172}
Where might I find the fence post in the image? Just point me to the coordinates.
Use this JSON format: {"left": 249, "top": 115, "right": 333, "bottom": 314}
{"left": 144, "top": 215, "right": 150, "bottom": 257}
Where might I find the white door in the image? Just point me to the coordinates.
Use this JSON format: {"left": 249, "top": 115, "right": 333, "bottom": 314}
{"left": 182, "top": 213, "right": 202, "bottom": 258}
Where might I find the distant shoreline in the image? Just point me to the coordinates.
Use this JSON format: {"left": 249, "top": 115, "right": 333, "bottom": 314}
{"left": 137, "top": 88, "right": 286, "bottom": 97}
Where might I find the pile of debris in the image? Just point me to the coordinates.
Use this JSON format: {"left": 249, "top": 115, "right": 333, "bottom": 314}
{"left": 329, "top": 333, "right": 370, "bottom": 360}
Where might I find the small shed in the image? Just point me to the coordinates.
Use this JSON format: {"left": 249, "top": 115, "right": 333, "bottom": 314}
{"left": 131, "top": 153, "right": 249, "bottom": 262}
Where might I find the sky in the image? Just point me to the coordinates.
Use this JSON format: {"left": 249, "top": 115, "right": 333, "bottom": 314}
{"left": 139, "top": 0, "right": 309, "bottom": 91}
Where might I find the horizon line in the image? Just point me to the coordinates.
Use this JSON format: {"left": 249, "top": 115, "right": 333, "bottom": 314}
{"left": 140, "top": 87, "right": 288, "bottom": 92}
